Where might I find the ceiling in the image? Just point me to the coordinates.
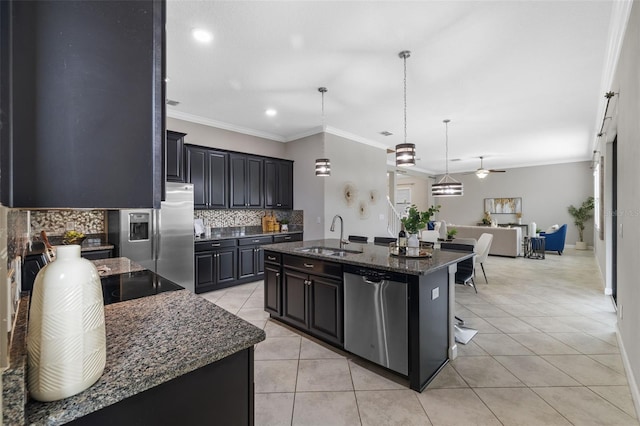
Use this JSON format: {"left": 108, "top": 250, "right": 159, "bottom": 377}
{"left": 166, "top": 1, "right": 616, "bottom": 176}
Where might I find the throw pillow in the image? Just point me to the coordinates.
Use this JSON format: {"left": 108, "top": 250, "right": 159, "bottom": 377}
{"left": 545, "top": 224, "right": 559, "bottom": 234}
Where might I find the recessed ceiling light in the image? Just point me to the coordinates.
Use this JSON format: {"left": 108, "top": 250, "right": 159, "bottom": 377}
{"left": 265, "top": 109, "right": 277, "bottom": 117}
{"left": 192, "top": 28, "right": 213, "bottom": 43}
{"left": 380, "top": 131, "right": 393, "bottom": 136}
{"left": 166, "top": 99, "right": 180, "bottom": 106}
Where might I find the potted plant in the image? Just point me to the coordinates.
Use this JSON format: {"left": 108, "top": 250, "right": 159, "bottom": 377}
{"left": 280, "top": 218, "right": 289, "bottom": 232}
{"left": 568, "top": 196, "right": 594, "bottom": 250}
{"left": 481, "top": 211, "right": 492, "bottom": 226}
{"left": 446, "top": 228, "right": 457, "bottom": 241}
{"left": 401, "top": 204, "right": 441, "bottom": 235}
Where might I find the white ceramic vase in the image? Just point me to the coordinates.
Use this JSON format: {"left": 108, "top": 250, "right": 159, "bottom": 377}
{"left": 408, "top": 233, "right": 420, "bottom": 248}
{"left": 27, "top": 245, "right": 106, "bottom": 402}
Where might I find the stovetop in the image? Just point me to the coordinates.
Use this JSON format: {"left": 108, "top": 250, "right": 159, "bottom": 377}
{"left": 100, "top": 270, "right": 184, "bottom": 305}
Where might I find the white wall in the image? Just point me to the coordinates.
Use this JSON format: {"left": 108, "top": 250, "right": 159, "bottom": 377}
{"left": 436, "top": 161, "right": 594, "bottom": 245}
{"left": 167, "top": 117, "right": 286, "bottom": 158}
{"left": 285, "top": 133, "right": 325, "bottom": 240}
{"left": 322, "top": 133, "right": 388, "bottom": 241}
{"left": 610, "top": 1, "right": 640, "bottom": 413}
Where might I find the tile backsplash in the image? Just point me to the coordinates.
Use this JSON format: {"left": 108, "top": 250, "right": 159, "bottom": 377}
{"left": 29, "top": 210, "right": 106, "bottom": 236}
{"left": 194, "top": 209, "right": 303, "bottom": 227}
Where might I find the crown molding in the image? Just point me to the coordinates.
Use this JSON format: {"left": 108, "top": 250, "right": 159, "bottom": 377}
{"left": 167, "top": 109, "right": 287, "bottom": 142}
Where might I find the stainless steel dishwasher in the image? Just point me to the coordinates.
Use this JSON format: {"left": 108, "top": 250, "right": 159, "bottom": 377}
{"left": 343, "top": 265, "right": 408, "bottom": 375}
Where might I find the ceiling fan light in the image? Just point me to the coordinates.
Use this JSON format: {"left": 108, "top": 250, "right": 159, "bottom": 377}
{"left": 315, "top": 158, "right": 331, "bottom": 176}
{"left": 395, "top": 143, "right": 416, "bottom": 167}
{"left": 476, "top": 169, "right": 490, "bottom": 179}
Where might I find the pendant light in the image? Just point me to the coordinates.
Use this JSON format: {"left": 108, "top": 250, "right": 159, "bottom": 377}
{"left": 396, "top": 50, "right": 416, "bottom": 167}
{"left": 432, "top": 119, "right": 464, "bottom": 197}
{"left": 315, "top": 87, "right": 331, "bottom": 177}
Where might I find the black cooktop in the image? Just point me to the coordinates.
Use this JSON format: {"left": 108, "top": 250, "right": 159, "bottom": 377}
{"left": 100, "top": 270, "right": 184, "bottom": 305}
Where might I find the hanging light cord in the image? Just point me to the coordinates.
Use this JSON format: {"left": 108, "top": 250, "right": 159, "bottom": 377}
{"left": 319, "top": 87, "right": 327, "bottom": 130}
{"left": 403, "top": 54, "right": 407, "bottom": 144}
{"left": 444, "top": 119, "right": 450, "bottom": 175}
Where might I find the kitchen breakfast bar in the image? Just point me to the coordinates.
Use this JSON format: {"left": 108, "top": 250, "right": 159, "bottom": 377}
{"left": 2, "top": 258, "right": 265, "bottom": 425}
{"left": 262, "top": 238, "right": 473, "bottom": 392}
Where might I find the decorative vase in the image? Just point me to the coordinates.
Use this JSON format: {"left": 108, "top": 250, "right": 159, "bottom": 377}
{"left": 281, "top": 224, "right": 288, "bottom": 232}
{"left": 408, "top": 233, "right": 420, "bottom": 248}
{"left": 575, "top": 241, "right": 588, "bottom": 250}
{"left": 517, "top": 218, "right": 522, "bottom": 225}
{"left": 27, "top": 245, "right": 106, "bottom": 402}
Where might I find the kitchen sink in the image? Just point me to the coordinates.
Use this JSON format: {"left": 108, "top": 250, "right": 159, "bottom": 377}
{"left": 296, "top": 246, "right": 362, "bottom": 257}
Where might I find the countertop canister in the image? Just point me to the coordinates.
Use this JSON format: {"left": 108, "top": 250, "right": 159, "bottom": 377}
{"left": 27, "top": 245, "right": 106, "bottom": 402}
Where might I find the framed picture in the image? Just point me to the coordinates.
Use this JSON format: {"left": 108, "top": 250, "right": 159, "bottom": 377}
{"left": 484, "top": 197, "right": 522, "bottom": 214}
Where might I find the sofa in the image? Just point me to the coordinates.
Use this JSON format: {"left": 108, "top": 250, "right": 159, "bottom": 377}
{"left": 451, "top": 225, "right": 522, "bottom": 257}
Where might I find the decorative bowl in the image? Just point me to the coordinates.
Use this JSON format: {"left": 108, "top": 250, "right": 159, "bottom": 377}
{"left": 63, "top": 231, "right": 86, "bottom": 245}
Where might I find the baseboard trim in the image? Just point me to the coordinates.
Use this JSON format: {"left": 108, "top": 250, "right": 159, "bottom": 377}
{"left": 616, "top": 323, "right": 640, "bottom": 418}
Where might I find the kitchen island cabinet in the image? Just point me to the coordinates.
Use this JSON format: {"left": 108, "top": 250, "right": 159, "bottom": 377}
{"left": 264, "top": 239, "right": 472, "bottom": 392}
{"left": 2, "top": 262, "right": 265, "bottom": 425}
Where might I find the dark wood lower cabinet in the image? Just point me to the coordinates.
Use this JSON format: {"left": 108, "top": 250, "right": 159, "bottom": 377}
{"left": 69, "top": 348, "right": 255, "bottom": 426}
{"left": 274, "top": 254, "right": 344, "bottom": 346}
{"left": 194, "top": 245, "right": 237, "bottom": 294}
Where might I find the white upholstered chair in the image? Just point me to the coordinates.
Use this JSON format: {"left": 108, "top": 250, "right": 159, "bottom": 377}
{"left": 421, "top": 230, "right": 440, "bottom": 244}
{"left": 475, "top": 233, "right": 494, "bottom": 283}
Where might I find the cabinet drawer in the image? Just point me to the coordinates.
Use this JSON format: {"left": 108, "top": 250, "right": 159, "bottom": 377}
{"left": 283, "top": 255, "right": 342, "bottom": 279}
{"left": 195, "top": 239, "right": 237, "bottom": 252}
{"left": 238, "top": 236, "right": 273, "bottom": 246}
{"left": 264, "top": 251, "right": 281, "bottom": 264}
{"left": 273, "top": 233, "right": 302, "bottom": 243}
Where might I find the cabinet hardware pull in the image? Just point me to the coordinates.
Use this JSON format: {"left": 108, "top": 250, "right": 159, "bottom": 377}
{"left": 253, "top": 239, "right": 260, "bottom": 243}
{"left": 267, "top": 256, "right": 276, "bottom": 261}
{"left": 303, "top": 263, "right": 314, "bottom": 268}
{"left": 284, "top": 236, "right": 291, "bottom": 240}
{"left": 211, "top": 243, "right": 221, "bottom": 247}
{"left": 276, "top": 272, "right": 280, "bottom": 277}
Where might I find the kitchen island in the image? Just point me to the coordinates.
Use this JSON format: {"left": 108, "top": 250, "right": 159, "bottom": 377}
{"left": 263, "top": 238, "right": 473, "bottom": 392}
{"left": 3, "top": 258, "right": 265, "bottom": 425}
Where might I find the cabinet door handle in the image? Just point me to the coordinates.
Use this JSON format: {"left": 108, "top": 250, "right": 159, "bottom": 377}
{"left": 303, "top": 263, "right": 314, "bottom": 269}
{"left": 275, "top": 272, "right": 280, "bottom": 278}
{"left": 267, "top": 256, "right": 277, "bottom": 261}
{"left": 252, "top": 239, "right": 260, "bottom": 243}
{"left": 284, "top": 236, "right": 291, "bottom": 240}
{"left": 211, "top": 243, "right": 221, "bottom": 247}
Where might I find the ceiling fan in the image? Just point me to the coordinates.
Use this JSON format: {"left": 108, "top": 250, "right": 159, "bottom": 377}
{"left": 464, "top": 156, "right": 506, "bottom": 179}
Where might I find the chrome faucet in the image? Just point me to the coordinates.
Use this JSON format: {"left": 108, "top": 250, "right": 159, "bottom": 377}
{"left": 330, "top": 214, "right": 346, "bottom": 248}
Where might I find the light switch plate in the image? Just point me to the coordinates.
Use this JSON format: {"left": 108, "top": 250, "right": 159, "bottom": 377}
{"left": 431, "top": 287, "right": 439, "bottom": 300}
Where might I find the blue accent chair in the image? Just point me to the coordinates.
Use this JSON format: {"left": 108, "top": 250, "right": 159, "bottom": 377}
{"left": 539, "top": 224, "right": 567, "bottom": 255}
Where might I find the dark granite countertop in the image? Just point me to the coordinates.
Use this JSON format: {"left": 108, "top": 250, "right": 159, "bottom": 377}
{"left": 90, "top": 257, "right": 145, "bottom": 276}
{"left": 195, "top": 225, "right": 303, "bottom": 242}
{"left": 264, "top": 238, "right": 474, "bottom": 276}
{"left": 3, "top": 270, "right": 265, "bottom": 425}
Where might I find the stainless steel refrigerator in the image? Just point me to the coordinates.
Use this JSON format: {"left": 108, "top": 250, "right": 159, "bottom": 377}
{"left": 107, "top": 182, "right": 195, "bottom": 292}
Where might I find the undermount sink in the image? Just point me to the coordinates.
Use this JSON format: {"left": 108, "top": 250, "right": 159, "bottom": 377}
{"left": 296, "top": 246, "right": 362, "bottom": 257}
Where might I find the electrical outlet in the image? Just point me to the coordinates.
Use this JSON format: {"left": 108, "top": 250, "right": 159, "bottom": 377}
{"left": 316, "top": 216, "right": 321, "bottom": 224}
{"left": 431, "top": 287, "right": 439, "bottom": 300}
{"left": 619, "top": 304, "right": 623, "bottom": 320}
{"left": 379, "top": 214, "right": 385, "bottom": 221}
{"left": 66, "top": 221, "right": 75, "bottom": 231}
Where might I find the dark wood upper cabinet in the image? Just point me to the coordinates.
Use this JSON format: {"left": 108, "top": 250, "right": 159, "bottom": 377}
{"left": 5, "top": 0, "right": 165, "bottom": 208}
{"left": 166, "top": 131, "right": 186, "bottom": 183}
{"left": 264, "top": 159, "right": 293, "bottom": 209}
{"left": 230, "top": 154, "right": 263, "bottom": 209}
{"left": 185, "top": 145, "right": 228, "bottom": 209}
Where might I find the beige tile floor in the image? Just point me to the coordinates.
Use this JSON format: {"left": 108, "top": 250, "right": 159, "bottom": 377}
{"left": 200, "top": 248, "right": 639, "bottom": 426}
